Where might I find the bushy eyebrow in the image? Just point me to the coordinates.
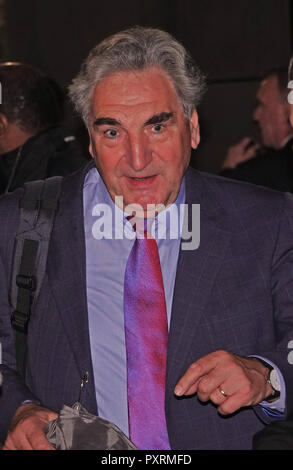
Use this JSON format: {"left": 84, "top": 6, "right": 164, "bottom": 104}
{"left": 93, "top": 117, "right": 121, "bottom": 127}
{"left": 144, "top": 112, "right": 173, "bottom": 126}
{"left": 93, "top": 112, "right": 173, "bottom": 128}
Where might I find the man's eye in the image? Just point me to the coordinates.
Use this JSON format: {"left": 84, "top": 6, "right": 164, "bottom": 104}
{"left": 104, "top": 129, "right": 119, "bottom": 138}
{"left": 152, "top": 124, "right": 164, "bottom": 133}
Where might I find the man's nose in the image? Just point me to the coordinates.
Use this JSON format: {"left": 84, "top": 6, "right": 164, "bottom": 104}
{"left": 126, "top": 134, "right": 151, "bottom": 171}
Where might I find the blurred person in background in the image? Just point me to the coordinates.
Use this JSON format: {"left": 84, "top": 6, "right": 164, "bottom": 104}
{"left": 0, "top": 62, "right": 88, "bottom": 194}
{"left": 252, "top": 58, "right": 293, "bottom": 450}
{"left": 221, "top": 67, "right": 293, "bottom": 192}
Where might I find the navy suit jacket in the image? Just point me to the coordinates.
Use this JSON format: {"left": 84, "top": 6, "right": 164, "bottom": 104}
{"left": 1, "top": 161, "right": 293, "bottom": 449}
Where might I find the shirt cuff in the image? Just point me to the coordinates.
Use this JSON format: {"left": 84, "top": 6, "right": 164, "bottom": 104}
{"left": 21, "top": 400, "right": 40, "bottom": 406}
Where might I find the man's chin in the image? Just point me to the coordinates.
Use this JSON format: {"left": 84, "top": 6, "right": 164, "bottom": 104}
{"left": 122, "top": 199, "right": 166, "bottom": 218}
{"left": 112, "top": 186, "right": 174, "bottom": 218}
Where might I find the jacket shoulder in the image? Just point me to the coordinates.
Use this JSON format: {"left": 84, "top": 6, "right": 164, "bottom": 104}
{"left": 186, "top": 167, "right": 290, "bottom": 208}
{"left": 185, "top": 167, "right": 293, "bottom": 233}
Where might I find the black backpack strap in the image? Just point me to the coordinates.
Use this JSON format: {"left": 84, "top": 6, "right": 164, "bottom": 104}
{"left": 10, "top": 176, "right": 63, "bottom": 379}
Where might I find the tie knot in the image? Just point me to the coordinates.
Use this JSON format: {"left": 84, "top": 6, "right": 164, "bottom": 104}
{"left": 127, "top": 215, "right": 153, "bottom": 238}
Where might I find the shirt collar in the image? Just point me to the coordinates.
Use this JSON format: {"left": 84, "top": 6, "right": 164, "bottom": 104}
{"left": 84, "top": 166, "right": 186, "bottom": 240}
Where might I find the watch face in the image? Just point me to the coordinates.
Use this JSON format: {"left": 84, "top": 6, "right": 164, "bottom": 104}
{"left": 270, "top": 369, "right": 281, "bottom": 392}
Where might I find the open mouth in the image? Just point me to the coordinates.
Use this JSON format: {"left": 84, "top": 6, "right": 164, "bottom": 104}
{"left": 131, "top": 176, "right": 153, "bottom": 180}
{"left": 126, "top": 175, "right": 157, "bottom": 187}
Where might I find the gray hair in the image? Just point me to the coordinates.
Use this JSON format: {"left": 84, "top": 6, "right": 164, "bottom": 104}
{"left": 68, "top": 26, "right": 206, "bottom": 125}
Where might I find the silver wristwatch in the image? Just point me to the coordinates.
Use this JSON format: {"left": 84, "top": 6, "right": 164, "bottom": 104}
{"left": 266, "top": 367, "right": 281, "bottom": 401}
{"left": 255, "top": 358, "right": 281, "bottom": 401}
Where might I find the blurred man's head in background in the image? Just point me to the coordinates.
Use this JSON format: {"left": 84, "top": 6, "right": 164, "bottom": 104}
{"left": 253, "top": 67, "right": 292, "bottom": 149}
{"left": 0, "top": 62, "right": 64, "bottom": 154}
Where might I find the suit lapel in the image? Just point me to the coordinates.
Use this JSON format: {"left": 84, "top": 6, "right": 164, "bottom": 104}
{"left": 46, "top": 162, "right": 97, "bottom": 409}
{"left": 166, "top": 169, "right": 231, "bottom": 393}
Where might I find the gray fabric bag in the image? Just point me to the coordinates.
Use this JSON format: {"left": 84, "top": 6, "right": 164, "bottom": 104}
{"left": 45, "top": 403, "right": 137, "bottom": 450}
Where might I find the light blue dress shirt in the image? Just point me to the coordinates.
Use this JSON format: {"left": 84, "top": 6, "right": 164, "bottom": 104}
{"left": 83, "top": 167, "right": 183, "bottom": 436}
{"left": 83, "top": 167, "right": 285, "bottom": 436}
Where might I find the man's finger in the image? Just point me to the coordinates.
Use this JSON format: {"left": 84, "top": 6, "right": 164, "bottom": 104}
{"left": 208, "top": 387, "right": 228, "bottom": 406}
{"left": 238, "top": 137, "right": 253, "bottom": 148}
{"left": 27, "top": 430, "right": 55, "bottom": 450}
{"left": 196, "top": 373, "right": 226, "bottom": 402}
{"left": 3, "top": 431, "right": 33, "bottom": 450}
{"left": 3, "top": 405, "right": 58, "bottom": 450}
{"left": 25, "top": 416, "right": 56, "bottom": 450}
{"left": 174, "top": 353, "right": 222, "bottom": 396}
{"left": 174, "top": 365, "right": 205, "bottom": 396}
{"left": 217, "top": 391, "right": 251, "bottom": 415}
{"left": 243, "top": 143, "right": 260, "bottom": 159}
{"left": 216, "top": 378, "right": 257, "bottom": 415}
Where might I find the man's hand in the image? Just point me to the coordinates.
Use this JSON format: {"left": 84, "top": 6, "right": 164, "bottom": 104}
{"left": 222, "top": 137, "right": 260, "bottom": 170}
{"left": 2, "top": 402, "right": 58, "bottom": 450}
{"left": 174, "top": 350, "right": 274, "bottom": 415}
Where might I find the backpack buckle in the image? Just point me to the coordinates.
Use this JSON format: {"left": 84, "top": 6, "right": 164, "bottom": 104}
{"left": 16, "top": 274, "right": 36, "bottom": 291}
{"left": 11, "top": 310, "right": 30, "bottom": 333}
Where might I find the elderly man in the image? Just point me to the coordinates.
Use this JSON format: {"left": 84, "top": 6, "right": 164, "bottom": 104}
{"left": 1, "top": 27, "right": 293, "bottom": 451}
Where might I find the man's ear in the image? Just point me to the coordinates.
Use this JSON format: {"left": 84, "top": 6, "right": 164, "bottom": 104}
{"left": 88, "top": 133, "right": 95, "bottom": 159}
{"left": 189, "top": 109, "right": 200, "bottom": 149}
{"left": 284, "top": 103, "right": 293, "bottom": 131}
{"left": 0, "top": 113, "right": 8, "bottom": 137}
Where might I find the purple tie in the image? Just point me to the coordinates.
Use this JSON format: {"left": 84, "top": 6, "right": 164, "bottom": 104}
{"left": 124, "top": 219, "right": 171, "bottom": 450}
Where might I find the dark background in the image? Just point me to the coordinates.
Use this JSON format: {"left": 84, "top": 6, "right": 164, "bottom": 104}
{"left": 0, "top": 0, "right": 292, "bottom": 172}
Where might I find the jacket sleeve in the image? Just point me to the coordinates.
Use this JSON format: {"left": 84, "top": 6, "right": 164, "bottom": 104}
{"left": 257, "top": 191, "right": 293, "bottom": 419}
{"left": 0, "top": 192, "right": 40, "bottom": 445}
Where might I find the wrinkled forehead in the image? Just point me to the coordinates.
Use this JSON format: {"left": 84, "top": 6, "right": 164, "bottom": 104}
{"left": 89, "top": 67, "right": 184, "bottom": 121}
